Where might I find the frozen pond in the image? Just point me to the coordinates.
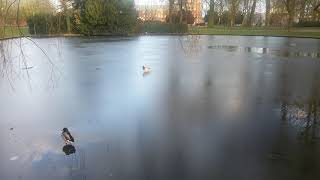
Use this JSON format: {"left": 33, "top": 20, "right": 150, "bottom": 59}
{"left": 0, "top": 35, "right": 320, "bottom": 180}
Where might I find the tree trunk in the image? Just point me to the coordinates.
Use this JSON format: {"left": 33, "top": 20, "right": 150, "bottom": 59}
{"left": 218, "top": 0, "right": 223, "bottom": 24}
{"left": 179, "top": 0, "right": 183, "bottom": 24}
{"left": 265, "top": 0, "right": 270, "bottom": 26}
{"left": 229, "top": 0, "right": 239, "bottom": 26}
{"left": 241, "top": 0, "right": 249, "bottom": 26}
{"left": 247, "top": 0, "right": 257, "bottom": 27}
{"left": 288, "top": 12, "right": 293, "bottom": 30}
{"left": 66, "top": 11, "right": 71, "bottom": 33}
{"left": 60, "top": 0, "right": 71, "bottom": 33}
{"left": 312, "top": 1, "right": 320, "bottom": 21}
{"left": 0, "top": 0, "right": 3, "bottom": 27}
{"left": 169, "top": 0, "right": 174, "bottom": 23}
{"left": 314, "top": 3, "right": 320, "bottom": 12}
{"left": 208, "top": 0, "right": 215, "bottom": 27}
{"left": 286, "top": 0, "right": 296, "bottom": 30}
{"left": 299, "top": 0, "right": 306, "bottom": 21}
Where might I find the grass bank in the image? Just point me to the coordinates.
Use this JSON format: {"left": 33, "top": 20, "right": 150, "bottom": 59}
{"left": 0, "top": 26, "right": 29, "bottom": 39}
{"left": 189, "top": 26, "right": 320, "bottom": 38}
{"left": 138, "top": 22, "right": 188, "bottom": 34}
{"left": 2, "top": 26, "right": 320, "bottom": 39}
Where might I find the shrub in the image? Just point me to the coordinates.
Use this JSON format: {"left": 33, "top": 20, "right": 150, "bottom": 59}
{"left": 294, "top": 21, "right": 320, "bottom": 27}
{"left": 78, "top": 0, "right": 137, "bottom": 35}
{"left": 27, "top": 13, "right": 68, "bottom": 35}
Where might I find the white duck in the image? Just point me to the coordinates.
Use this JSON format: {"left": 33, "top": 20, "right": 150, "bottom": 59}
{"left": 142, "top": 65, "right": 152, "bottom": 73}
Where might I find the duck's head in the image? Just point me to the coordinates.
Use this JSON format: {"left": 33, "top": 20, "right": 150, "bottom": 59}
{"left": 62, "top": 128, "right": 69, "bottom": 133}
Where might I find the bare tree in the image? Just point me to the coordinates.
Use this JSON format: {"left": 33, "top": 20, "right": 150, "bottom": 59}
{"left": 299, "top": 0, "right": 306, "bottom": 20}
{"left": 226, "top": 0, "right": 240, "bottom": 26}
{"left": 265, "top": 0, "right": 271, "bottom": 26}
{"left": 247, "top": 0, "right": 257, "bottom": 26}
{"left": 217, "top": 0, "right": 224, "bottom": 24}
{"left": 208, "top": 0, "right": 215, "bottom": 27}
{"left": 166, "top": 0, "right": 188, "bottom": 24}
{"left": 1, "top": 0, "right": 59, "bottom": 88}
{"left": 314, "top": 2, "right": 320, "bottom": 12}
{"left": 241, "top": 0, "right": 250, "bottom": 25}
{"left": 242, "top": 0, "right": 257, "bottom": 27}
{"left": 59, "top": 0, "right": 72, "bottom": 33}
{"left": 178, "top": 0, "right": 183, "bottom": 23}
{"left": 281, "top": 0, "right": 296, "bottom": 30}
{"left": 168, "top": 0, "right": 175, "bottom": 23}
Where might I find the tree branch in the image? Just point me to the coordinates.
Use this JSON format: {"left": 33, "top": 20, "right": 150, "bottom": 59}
{"left": 314, "top": 3, "right": 320, "bottom": 12}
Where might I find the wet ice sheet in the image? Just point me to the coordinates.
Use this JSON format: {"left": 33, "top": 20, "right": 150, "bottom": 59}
{"left": 0, "top": 35, "right": 320, "bottom": 180}
{"left": 208, "top": 45, "right": 320, "bottom": 59}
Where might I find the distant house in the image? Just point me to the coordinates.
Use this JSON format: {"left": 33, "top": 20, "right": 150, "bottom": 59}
{"left": 186, "top": 0, "right": 203, "bottom": 24}
{"left": 18, "top": 20, "right": 28, "bottom": 27}
{"left": 136, "top": 0, "right": 203, "bottom": 24}
{"left": 0, "top": 20, "right": 27, "bottom": 27}
{"left": 136, "top": 5, "right": 168, "bottom": 22}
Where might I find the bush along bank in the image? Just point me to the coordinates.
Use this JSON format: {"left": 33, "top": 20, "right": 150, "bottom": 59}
{"left": 26, "top": 0, "right": 138, "bottom": 36}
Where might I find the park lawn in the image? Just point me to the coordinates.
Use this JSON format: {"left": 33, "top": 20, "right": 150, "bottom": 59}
{"left": 189, "top": 26, "right": 320, "bottom": 38}
{"left": 2, "top": 26, "right": 320, "bottom": 39}
{"left": 0, "top": 26, "right": 29, "bottom": 39}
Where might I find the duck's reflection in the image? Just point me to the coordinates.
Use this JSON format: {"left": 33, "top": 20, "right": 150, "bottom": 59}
{"left": 62, "top": 144, "right": 76, "bottom": 155}
{"left": 143, "top": 71, "right": 151, "bottom": 77}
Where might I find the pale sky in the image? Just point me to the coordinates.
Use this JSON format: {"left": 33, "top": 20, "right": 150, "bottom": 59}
{"left": 52, "top": 0, "right": 164, "bottom": 5}
{"left": 51, "top": 0, "right": 163, "bottom": 6}
{"left": 51, "top": 0, "right": 265, "bottom": 14}
{"left": 135, "top": 0, "right": 163, "bottom": 5}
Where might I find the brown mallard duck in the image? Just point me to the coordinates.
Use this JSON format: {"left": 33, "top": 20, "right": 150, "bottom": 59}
{"left": 61, "top": 128, "right": 74, "bottom": 144}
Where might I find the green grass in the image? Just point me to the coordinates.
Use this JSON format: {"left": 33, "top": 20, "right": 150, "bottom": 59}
{"left": 2, "top": 25, "right": 320, "bottom": 39}
{"left": 0, "top": 26, "right": 29, "bottom": 39}
{"left": 189, "top": 26, "right": 320, "bottom": 38}
{"left": 139, "top": 22, "right": 188, "bottom": 33}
